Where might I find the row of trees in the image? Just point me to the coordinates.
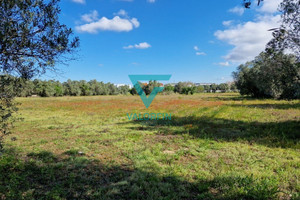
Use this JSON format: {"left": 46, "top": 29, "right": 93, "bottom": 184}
{"left": 170, "top": 82, "right": 237, "bottom": 95}
{"left": 129, "top": 81, "right": 237, "bottom": 96}
{"left": 2, "top": 76, "right": 130, "bottom": 97}
{"left": 1, "top": 76, "right": 237, "bottom": 97}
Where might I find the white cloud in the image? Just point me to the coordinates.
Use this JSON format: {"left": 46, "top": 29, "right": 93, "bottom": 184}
{"left": 215, "top": 15, "right": 281, "bottom": 63}
{"left": 196, "top": 52, "right": 206, "bottom": 56}
{"left": 124, "top": 42, "right": 151, "bottom": 49}
{"left": 228, "top": 6, "right": 245, "bottom": 15}
{"left": 218, "top": 62, "right": 230, "bottom": 66}
{"left": 98, "top": 64, "right": 104, "bottom": 67}
{"left": 76, "top": 16, "right": 140, "bottom": 33}
{"left": 147, "top": 0, "right": 156, "bottom": 3}
{"left": 130, "top": 18, "right": 140, "bottom": 28}
{"left": 114, "top": 9, "right": 128, "bottom": 17}
{"left": 258, "top": 0, "right": 281, "bottom": 13}
{"left": 71, "top": 0, "right": 85, "bottom": 4}
{"left": 222, "top": 20, "right": 233, "bottom": 26}
{"left": 194, "top": 46, "right": 206, "bottom": 55}
{"left": 81, "top": 10, "right": 99, "bottom": 23}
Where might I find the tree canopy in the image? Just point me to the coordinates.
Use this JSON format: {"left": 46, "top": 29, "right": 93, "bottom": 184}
{"left": 0, "top": 0, "right": 79, "bottom": 79}
{"left": 267, "top": 0, "right": 300, "bottom": 59}
{"left": 233, "top": 52, "right": 300, "bottom": 99}
{"left": 244, "top": 0, "right": 300, "bottom": 59}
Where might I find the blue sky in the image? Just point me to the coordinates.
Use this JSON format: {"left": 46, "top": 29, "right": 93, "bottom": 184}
{"left": 43, "top": 0, "right": 281, "bottom": 84}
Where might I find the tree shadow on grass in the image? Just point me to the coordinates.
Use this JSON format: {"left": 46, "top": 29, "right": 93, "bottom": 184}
{"left": 203, "top": 95, "right": 256, "bottom": 102}
{"left": 228, "top": 103, "right": 300, "bottom": 110}
{"left": 124, "top": 116, "right": 300, "bottom": 149}
{"left": 204, "top": 95, "right": 300, "bottom": 109}
{"left": 0, "top": 148, "right": 288, "bottom": 200}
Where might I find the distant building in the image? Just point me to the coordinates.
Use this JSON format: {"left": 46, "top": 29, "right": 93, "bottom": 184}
{"left": 114, "top": 84, "right": 132, "bottom": 89}
{"left": 167, "top": 83, "right": 177, "bottom": 87}
{"left": 194, "top": 83, "right": 213, "bottom": 86}
{"left": 167, "top": 82, "right": 214, "bottom": 87}
{"left": 143, "top": 82, "right": 217, "bottom": 88}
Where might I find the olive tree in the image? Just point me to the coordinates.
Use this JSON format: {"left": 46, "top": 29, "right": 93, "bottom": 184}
{"left": 233, "top": 52, "right": 300, "bottom": 99}
{"left": 0, "top": 0, "right": 79, "bottom": 150}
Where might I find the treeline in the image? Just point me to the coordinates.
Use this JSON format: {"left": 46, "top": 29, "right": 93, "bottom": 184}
{"left": 2, "top": 77, "right": 130, "bottom": 97}
{"left": 1, "top": 75, "right": 237, "bottom": 97}
{"left": 233, "top": 52, "right": 300, "bottom": 99}
{"left": 169, "top": 82, "right": 237, "bottom": 95}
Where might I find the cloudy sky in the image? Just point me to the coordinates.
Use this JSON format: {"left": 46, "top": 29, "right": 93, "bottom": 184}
{"left": 45, "top": 0, "right": 281, "bottom": 84}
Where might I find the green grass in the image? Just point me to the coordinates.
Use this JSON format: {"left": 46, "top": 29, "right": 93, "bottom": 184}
{"left": 1, "top": 93, "right": 299, "bottom": 199}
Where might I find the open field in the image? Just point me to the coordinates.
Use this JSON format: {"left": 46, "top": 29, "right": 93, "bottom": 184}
{"left": 1, "top": 93, "right": 300, "bottom": 199}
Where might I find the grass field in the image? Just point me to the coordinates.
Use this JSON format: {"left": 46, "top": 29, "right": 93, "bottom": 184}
{"left": 1, "top": 93, "right": 299, "bottom": 199}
